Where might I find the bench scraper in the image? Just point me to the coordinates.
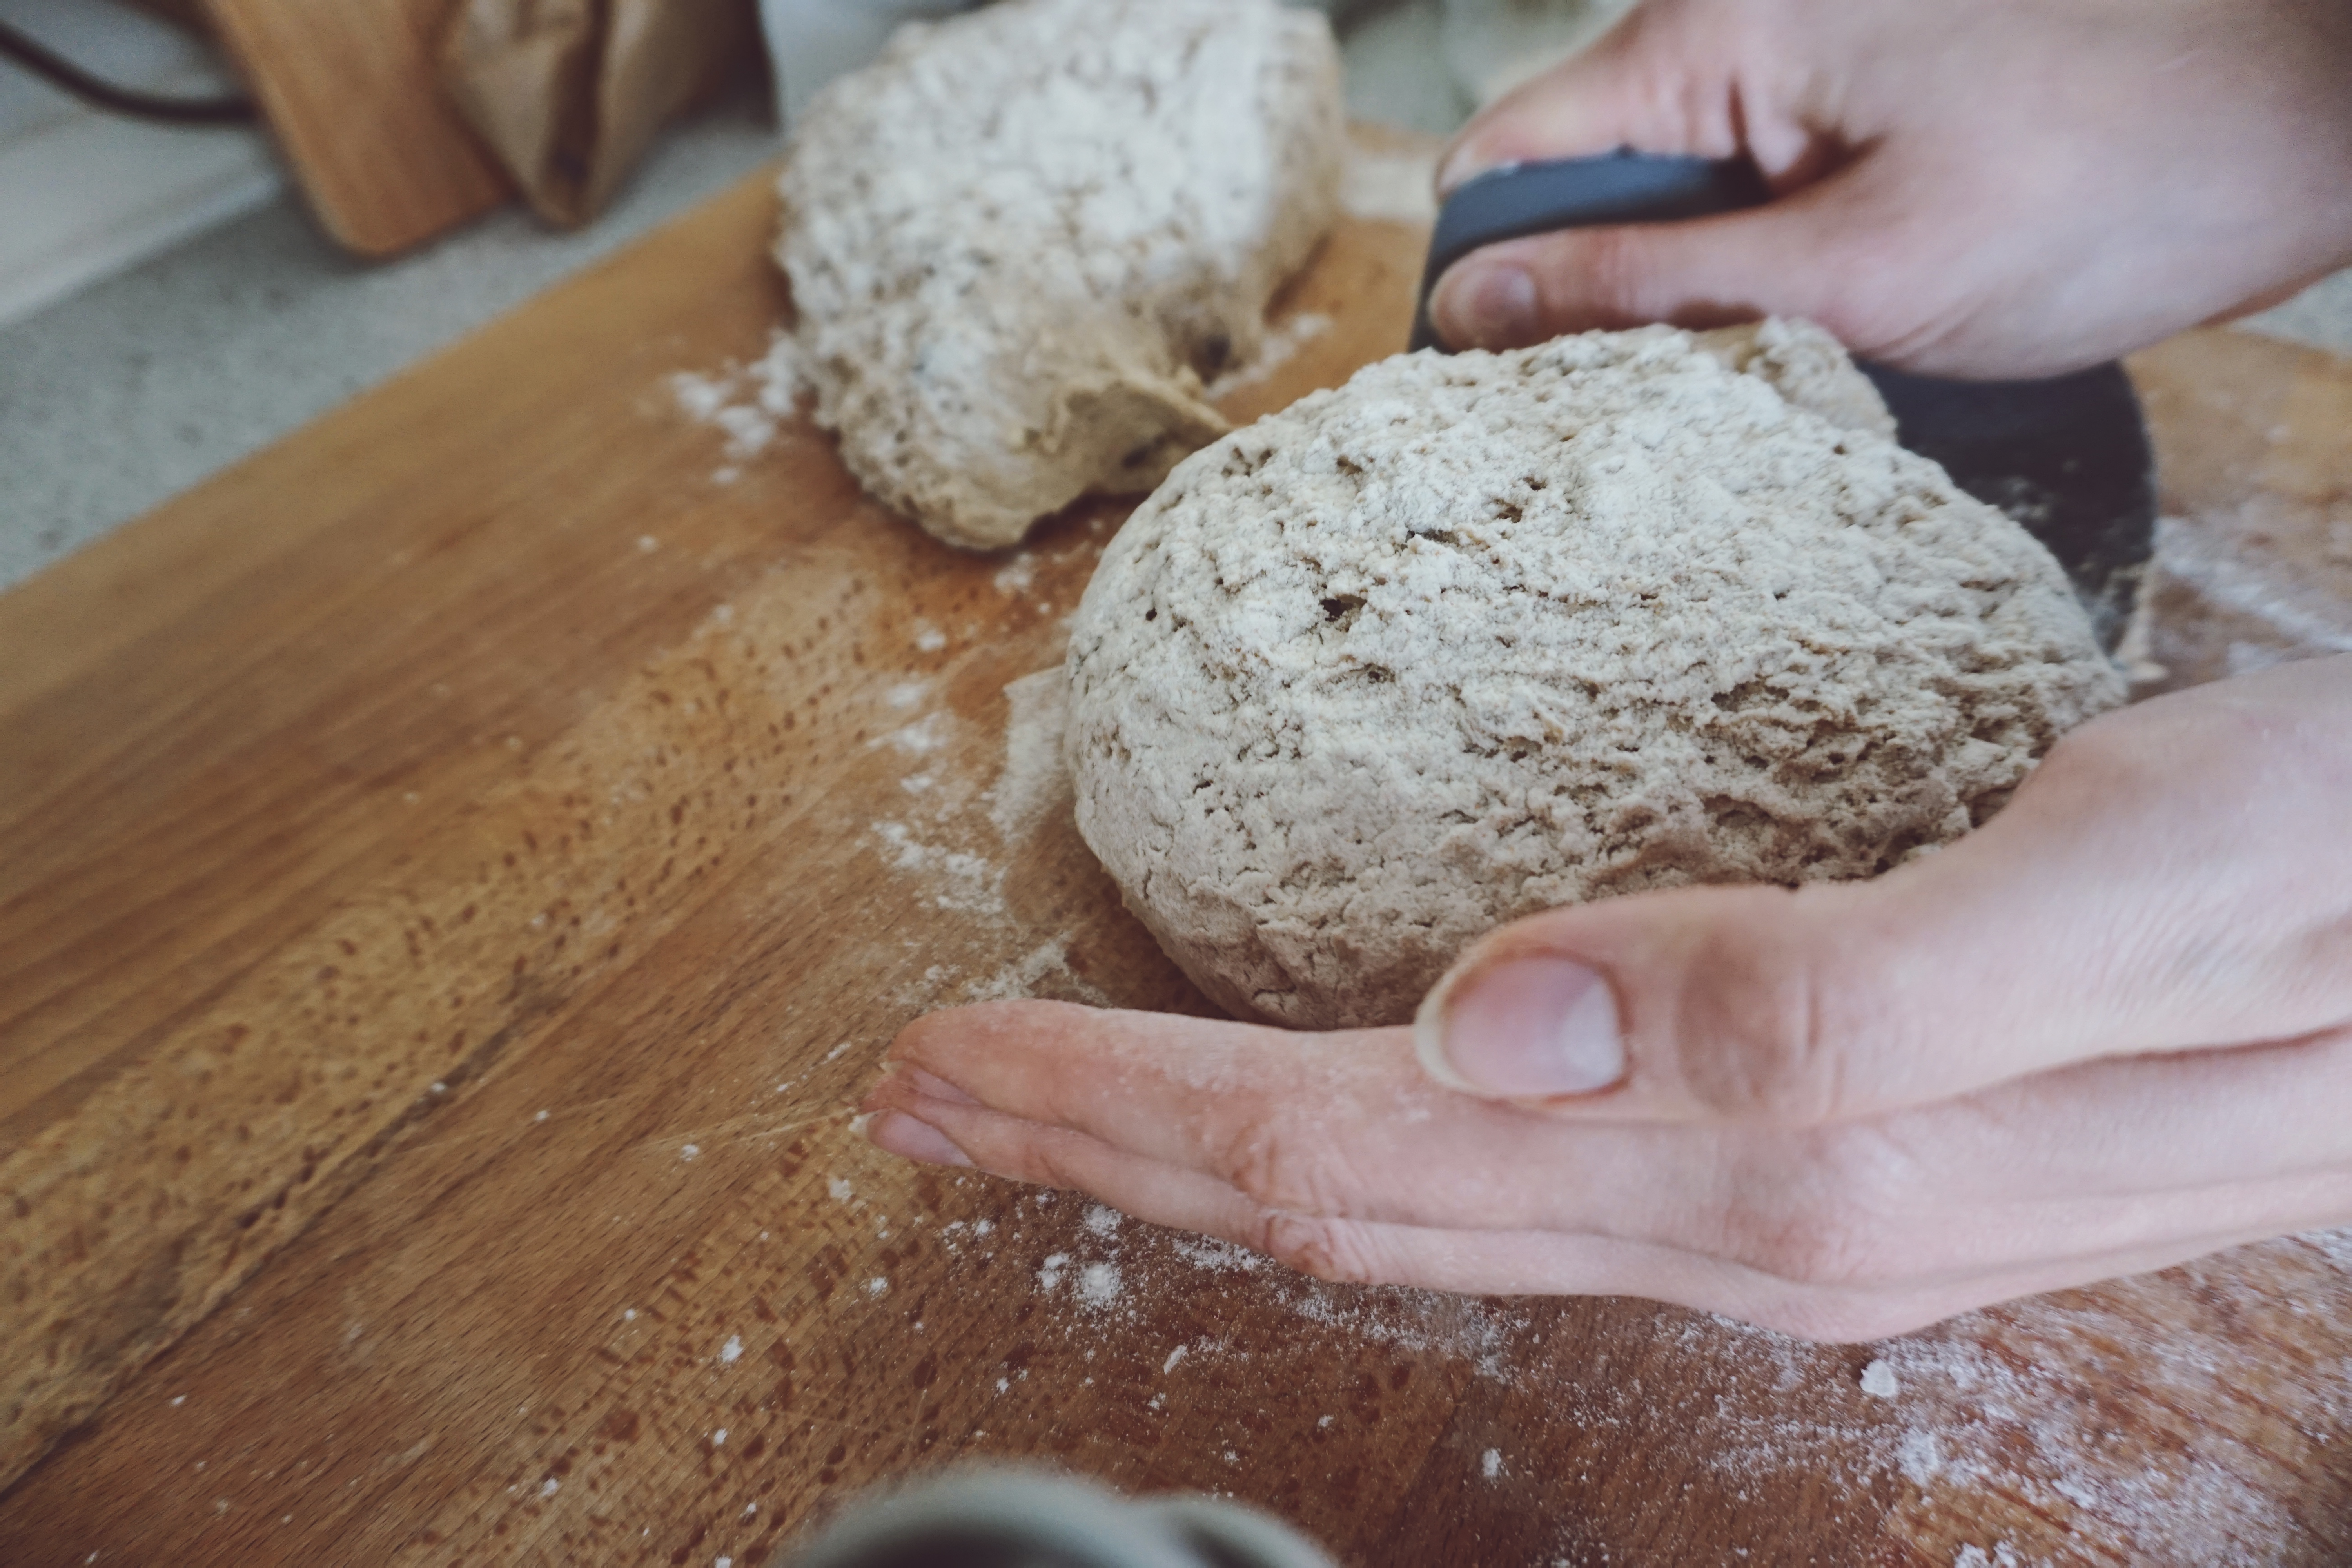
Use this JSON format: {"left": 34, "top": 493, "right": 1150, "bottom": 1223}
{"left": 1408, "top": 154, "right": 2156, "bottom": 648}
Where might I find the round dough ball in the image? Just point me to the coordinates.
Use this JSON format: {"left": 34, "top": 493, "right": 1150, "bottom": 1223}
{"left": 1065, "top": 323, "right": 2124, "bottom": 1029}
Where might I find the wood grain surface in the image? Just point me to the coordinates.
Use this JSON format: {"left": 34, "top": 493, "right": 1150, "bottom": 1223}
{"left": 5, "top": 150, "right": 2352, "bottom": 1566}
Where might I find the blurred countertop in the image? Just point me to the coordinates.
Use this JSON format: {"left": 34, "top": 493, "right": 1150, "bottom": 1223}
{"left": 1, "top": 0, "right": 2348, "bottom": 593}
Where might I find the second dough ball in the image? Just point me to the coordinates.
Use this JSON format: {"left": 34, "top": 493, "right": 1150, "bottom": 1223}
{"left": 776, "top": 0, "right": 1345, "bottom": 550}
{"left": 1065, "top": 323, "right": 2124, "bottom": 1030}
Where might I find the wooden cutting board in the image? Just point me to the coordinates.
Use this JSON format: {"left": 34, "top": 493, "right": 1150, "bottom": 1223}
{"left": 4, "top": 145, "right": 2351, "bottom": 1566}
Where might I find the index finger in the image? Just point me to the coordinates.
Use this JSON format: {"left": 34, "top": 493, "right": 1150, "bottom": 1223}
{"left": 1437, "top": 0, "right": 1782, "bottom": 194}
{"left": 874, "top": 998, "right": 1730, "bottom": 1237}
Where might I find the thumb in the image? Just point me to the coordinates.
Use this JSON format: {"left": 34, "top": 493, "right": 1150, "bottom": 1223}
{"left": 1412, "top": 670, "right": 2352, "bottom": 1123}
{"left": 1426, "top": 179, "right": 1883, "bottom": 353}
{"left": 1427, "top": 0, "right": 1883, "bottom": 354}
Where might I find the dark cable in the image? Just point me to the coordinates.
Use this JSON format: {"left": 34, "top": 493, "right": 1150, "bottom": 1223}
{"left": 0, "top": 18, "right": 257, "bottom": 126}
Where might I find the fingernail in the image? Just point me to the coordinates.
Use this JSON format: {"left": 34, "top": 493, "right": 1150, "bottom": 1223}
{"left": 1436, "top": 263, "right": 1539, "bottom": 350}
{"left": 864, "top": 1110, "right": 973, "bottom": 1167}
{"left": 1414, "top": 956, "right": 1624, "bottom": 1098}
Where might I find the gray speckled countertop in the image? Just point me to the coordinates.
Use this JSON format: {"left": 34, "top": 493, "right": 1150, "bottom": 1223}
{"left": 3, "top": 29, "right": 2350, "bottom": 594}
{"left": 0, "top": 89, "right": 783, "bottom": 590}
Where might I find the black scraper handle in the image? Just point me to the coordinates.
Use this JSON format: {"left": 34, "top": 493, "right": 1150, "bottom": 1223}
{"left": 1407, "top": 153, "right": 1767, "bottom": 352}
{"left": 1406, "top": 153, "right": 2157, "bottom": 650}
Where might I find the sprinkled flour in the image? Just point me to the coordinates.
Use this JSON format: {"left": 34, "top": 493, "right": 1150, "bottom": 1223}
{"left": 669, "top": 333, "right": 810, "bottom": 472}
{"left": 969, "top": 1187, "right": 2352, "bottom": 1562}
{"left": 856, "top": 663, "right": 1112, "bottom": 1010}
{"left": 2119, "top": 501, "right": 2352, "bottom": 697}
{"left": 987, "top": 668, "right": 1073, "bottom": 844}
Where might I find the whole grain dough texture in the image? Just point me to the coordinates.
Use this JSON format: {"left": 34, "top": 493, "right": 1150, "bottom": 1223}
{"left": 1065, "top": 321, "right": 2124, "bottom": 1029}
{"left": 775, "top": 0, "right": 1345, "bottom": 550}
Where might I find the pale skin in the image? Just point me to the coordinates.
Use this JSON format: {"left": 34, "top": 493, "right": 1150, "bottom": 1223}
{"left": 861, "top": 0, "right": 2352, "bottom": 1342}
{"left": 1428, "top": 0, "right": 2352, "bottom": 375}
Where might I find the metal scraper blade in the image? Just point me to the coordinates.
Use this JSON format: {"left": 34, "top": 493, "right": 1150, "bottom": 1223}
{"left": 1408, "top": 153, "right": 2156, "bottom": 649}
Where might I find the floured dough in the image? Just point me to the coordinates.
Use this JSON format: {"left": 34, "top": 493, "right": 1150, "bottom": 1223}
{"left": 1690, "top": 318, "right": 1898, "bottom": 441}
{"left": 1065, "top": 322, "right": 2123, "bottom": 1029}
{"left": 775, "top": 0, "right": 1345, "bottom": 550}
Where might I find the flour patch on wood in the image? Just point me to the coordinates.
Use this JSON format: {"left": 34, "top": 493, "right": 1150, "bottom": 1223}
{"left": 858, "top": 656, "right": 1106, "bottom": 1010}
{"left": 1170, "top": 1236, "right": 1266, "bottom": 1272}
{"left": 1075, "top": 1261, "right": 1123, "bottom": 1310}
{"left": 668, "top": 331, "right": 812, "bottom": 474}
{"left": 988, "top": 667, "right": 1073, "bottom": 844}
{"left": 873, "top": 711, "right": 953, "bottom": 757}
{"left": 1675, "top": 1250, "right": 2327, "bottom": 1561}
{"left": 2300, "top": 1225, "right": 2352, "bottom": 1272}
{"left": 870, "top": 820, "right": 1004, "bottom": 917}
{"left": 939, "top": 1174, "right": 2328, "bottom": 1558}
{"left": 2120, "top": 503, "right": 2352, "bottom": 697}
{"left": 993, "top": 554, "right": 1037, "bottom": 597}
{"left": 966, "top": 937, "right": 1110, "bottom": 1008}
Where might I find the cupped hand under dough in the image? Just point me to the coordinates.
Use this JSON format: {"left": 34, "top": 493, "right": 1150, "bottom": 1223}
{"left": 865, "top": 655, "right": 2352, "bottom": 1341}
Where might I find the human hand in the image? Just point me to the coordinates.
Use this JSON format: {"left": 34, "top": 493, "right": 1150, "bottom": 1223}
{"left": 1427, "top": 0, "right": 2352, "bottom": 377}
{"left": 862, "top": 657, "right": 2352, "bottom": 1341}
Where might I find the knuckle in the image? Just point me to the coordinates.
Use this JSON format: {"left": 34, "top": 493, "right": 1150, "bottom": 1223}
{"left": 1675, "top": 913, "right": 1840, "bottom": 1122}
{"left": 1208, "top": 1122, "right": 1360, "bottom": 1218}
{"left": 1007, "top": 1131, "right": 1100, "bottom": 1196}
{"left": 885, "top": 1006, "right": 956, "bottom": 1062}
{"left": 1798, "top": 213, "right": 1940, "bottom": 355}
{"left": 1721, "top": 1134, "right": 1920, "bottom": 1289}
{"left": 1735, "top": 1203, "right": 1883, "bottom": 1290}
{"left": 894, "top": 996, "right": 1057, "bottom": 1070}
{"left": 1673, "top": 898, "right": 1906, "bottom": 1124}
{"left": 1250, "top": 1211, "right": 1390, "bottom": 1287}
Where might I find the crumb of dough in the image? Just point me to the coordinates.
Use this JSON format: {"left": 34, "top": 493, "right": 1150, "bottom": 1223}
{"left": 776, "top": 0, "right": 1345, "bottom": 550}
{"left": 1065, "top": 322, "right": 2122, "bottom": 1029}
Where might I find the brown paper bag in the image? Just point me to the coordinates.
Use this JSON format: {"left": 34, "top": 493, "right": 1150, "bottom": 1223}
{"left": 439, "top": 0, "right": 760, "bottom": 229}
